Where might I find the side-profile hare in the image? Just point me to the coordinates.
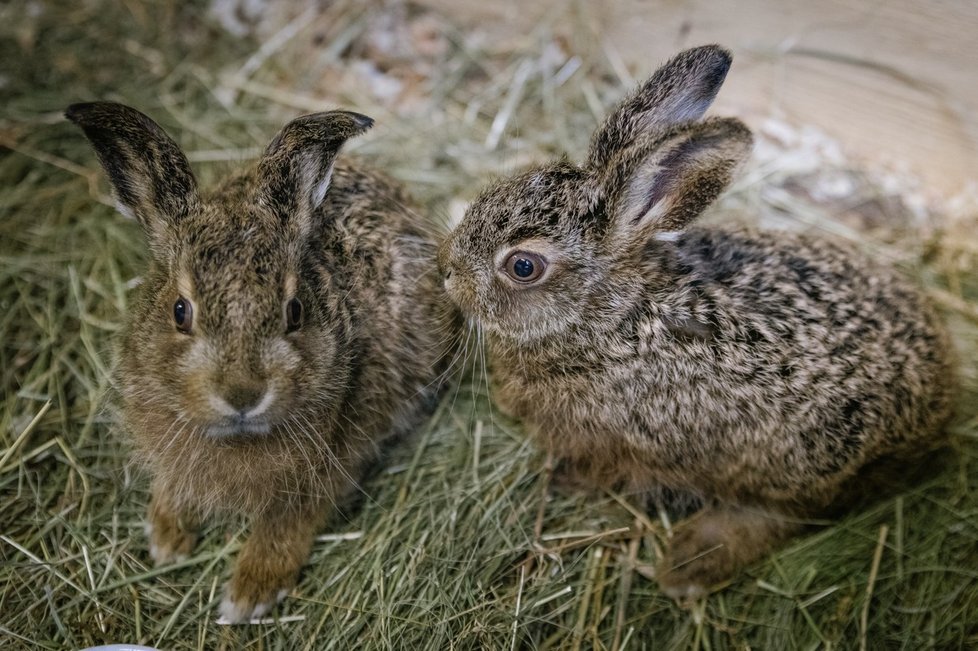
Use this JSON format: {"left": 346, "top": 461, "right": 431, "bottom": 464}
{"left": 68, "top": 103, "right": 453, "bottom": 621}
{"left": 439, "top": 45, "right": 953, "bottom": 598}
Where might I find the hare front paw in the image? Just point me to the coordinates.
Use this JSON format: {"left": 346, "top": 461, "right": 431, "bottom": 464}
{"left": 145, "top": 521, "right": 198, "bottom": 565}
{"left": 217, "top": 534, "right": 303, "bottom": 623}
{"left": 145, "top": 496, "right": 199, "bottom": 565}
{"left": 657, "top": 515, "right": 736, "bottom": 600}
{"left": 550, "top": 457, "right": 597, "bottom": 495}
{"left": 215, "top": 504, "right": 321, "bottom": 622}
{"left": 218, "top": 559, "right": 296, "bottom": 623}
{"left": 657, "top": 506, "right": 801, "bottom": 601}
{"left": 217, "top": 583, "right": 290, "bottom": 624}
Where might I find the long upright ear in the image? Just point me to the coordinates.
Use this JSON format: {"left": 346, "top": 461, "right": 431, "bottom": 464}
{"left": 65, "top": 102, "right": 199, "bottom": 248}
{"left": 587, "top": 45, "right": 732, "bottom": 170}
{"left": 604, "top": 117, "right": 753, "bottom": 244}
{"left": 256, "top": 110, "right": 373, "bottom": 238}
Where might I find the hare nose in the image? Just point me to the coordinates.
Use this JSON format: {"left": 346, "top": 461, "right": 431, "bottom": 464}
{"left": 223, "top": 383, "right": 264, "bottom": 413}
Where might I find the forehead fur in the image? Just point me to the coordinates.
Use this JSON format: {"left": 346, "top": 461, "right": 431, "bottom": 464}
{"left": 461, "top": 160, "right": 606, "bottom": 252}
{"left": 173, "top": 175, "right": 295, "bottom": 317}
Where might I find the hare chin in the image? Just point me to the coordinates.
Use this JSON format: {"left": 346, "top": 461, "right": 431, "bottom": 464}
{"left": 204, "top": 419, "right": 272, "bottom": 439}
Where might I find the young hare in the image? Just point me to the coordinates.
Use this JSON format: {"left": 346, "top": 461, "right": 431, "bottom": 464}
{"left": 68, "top": 103, "right": 453, "bottom": 621}
{"left": 438, "top": 45, "right": 954, "bottom": 598}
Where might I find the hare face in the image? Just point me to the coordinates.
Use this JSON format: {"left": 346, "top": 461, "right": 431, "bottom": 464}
{"left": 129, "top": 200, "right": 336, "bottom": 440}
{"left": 439, "top": 162, "right": 619, "bottom": 343}
{"left": 67, "top": 103, "right": 372, "bottom": 446}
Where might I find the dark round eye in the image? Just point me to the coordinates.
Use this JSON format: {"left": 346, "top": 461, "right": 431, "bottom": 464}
{"left": 503, "top": 251, "right": 547, "bottom": 283}
{"left": 286, "top": 297, "right": 303, "bottom": 333}
{"left": 173, "top": 297, "right": 193, "bottom": 334}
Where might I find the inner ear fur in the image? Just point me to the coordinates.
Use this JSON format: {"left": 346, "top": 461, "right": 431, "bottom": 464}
{"left": 256, "top": 110, "right": 373, "bottom": 238}
{"left": 603, "top": 117, "right": 753, "bottom": 241}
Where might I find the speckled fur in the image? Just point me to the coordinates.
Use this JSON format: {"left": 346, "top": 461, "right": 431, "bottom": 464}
{"left": 439, "top": 46, "right": 954, "bottom": 598}
{"left": 67, "top": 102, "right": 455, "bottom": 621}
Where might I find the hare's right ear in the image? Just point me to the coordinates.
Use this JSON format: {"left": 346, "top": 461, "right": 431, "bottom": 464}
{"left": 587, "top": 45, "right": 732, "bottom": 170}
{"left": 65, "top": 102, "right": 199, "bottom": 249}
{"left": 602, "top": 117, "right": 753, "bottom": 244}
{"left": 255, "top": 110, "right": 373, "bottom": 240}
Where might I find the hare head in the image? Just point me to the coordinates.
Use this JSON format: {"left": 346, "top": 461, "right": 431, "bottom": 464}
{"left": 439, "top": 45, "right": 752, "bottom": 343}
{"left": 67, "top": 102, "right": 373, "bottom": 439}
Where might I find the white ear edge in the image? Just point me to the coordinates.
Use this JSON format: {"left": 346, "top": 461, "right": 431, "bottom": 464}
{"left": 307, "top": 158, "right": 334, "bottom": 210}
{"left": 653, "top": 230, "right": 682, "bottom": 242}
{"left": 446, "top": 199, "right": 469, "bottom": 230}
{"left": 115, "top": 198, "right": 136, "bottom": 220}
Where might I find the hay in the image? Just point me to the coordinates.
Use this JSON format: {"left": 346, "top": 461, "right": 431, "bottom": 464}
{"left": 1, "top": 1, "right": 976, "bottom": 648}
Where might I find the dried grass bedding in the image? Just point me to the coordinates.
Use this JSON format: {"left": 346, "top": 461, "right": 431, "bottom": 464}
{"left": 1, "top": 1, "right": 976, "bottom": 648}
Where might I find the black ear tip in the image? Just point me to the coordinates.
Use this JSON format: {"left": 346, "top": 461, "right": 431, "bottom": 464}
{"left": 708, "top": 45, "right": 733, "bottom": 77}
{"left": 686, "top": 44, "right": 732, "bottom": 72}
{"left": 65, "top": 101, "right": 149, "bottom": 129}
{"left": 691, "top": 44, "right": 732, "bottom": 61}
{"left": 346, "top": 111, "right": 375, "bottom": 132}
{"left": 710, "top": 44, "right": 733, "bottom": 63}
{"left": 677, "top": 44, "right": 733, "bottom": 92}
{"left": 64, "top": 102, "right": 94, "bottom": 124}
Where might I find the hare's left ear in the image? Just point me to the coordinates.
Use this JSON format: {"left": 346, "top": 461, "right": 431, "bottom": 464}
{"left": 66, "top": 102, "right": 199, "bottom": 255}
{"left": 256, "top": 110, "right": 373, "bottom": 238}
{"left": 587, "top": 45, "right": 732, "bottom": 170}
{"left": 602, "top": 117, "right": 752, "bottom": 244}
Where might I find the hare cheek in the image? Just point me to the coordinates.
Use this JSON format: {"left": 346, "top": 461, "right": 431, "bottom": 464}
{"left": 177, "top": 337, "right": 221, "bottom": 415}
{"left": 262, "top": 338, "right": 304, "bottom": 401}
{"left": 263, "top": 338, "right": 301, "bottom": 372}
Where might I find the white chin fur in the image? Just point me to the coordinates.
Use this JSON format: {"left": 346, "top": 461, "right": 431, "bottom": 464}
{"left": 216, "top": 589, "right": 289, "bottom": 624}
{"left": 653, "top": 230, "right": 682, "bottom": 242}
{"left": 206, "top": 419, "right": 272, "bottom": 438}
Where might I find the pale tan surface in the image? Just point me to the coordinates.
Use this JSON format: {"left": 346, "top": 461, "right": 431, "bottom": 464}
{"left": 420, "top": 0, "right": 978, "bottom": 197}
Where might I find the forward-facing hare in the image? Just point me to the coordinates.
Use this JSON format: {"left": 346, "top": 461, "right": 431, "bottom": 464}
{"left": 68, "top": 103, "right": 454, "bottom": 621}
{"left": 438, "top": 45, "right": 954, "bottom": 598}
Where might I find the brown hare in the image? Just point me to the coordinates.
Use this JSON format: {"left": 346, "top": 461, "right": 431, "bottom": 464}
{"left": 68, "top": 103, "right": 455, "bottom": 621}
{"left": 438, "top": 45, "right": 954, "bottom": 599}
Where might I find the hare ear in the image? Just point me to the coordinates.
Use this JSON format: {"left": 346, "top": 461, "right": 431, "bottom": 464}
{"left": 605, "top": 118, "right": 752, "bottom": 243}
{"left": 256, "top": 110, "right": 373, "bottom": 238}
{"left": 587, "top": 45, "right": 732, "bottom": 170}
{"left": 66, "top": 102, "right": 199, "bottom": 247}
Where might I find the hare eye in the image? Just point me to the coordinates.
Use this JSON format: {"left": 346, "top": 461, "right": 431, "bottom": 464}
{"left": 174, "top": 297, "right": 193, "bottom": 334}
{"left": 286, "top": 297, "right": 303, "bottom": 333}
{"left": 504, "top": 251, "right": 546, "bottom": 283}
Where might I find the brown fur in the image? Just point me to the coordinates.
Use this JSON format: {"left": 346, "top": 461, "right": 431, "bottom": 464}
{"left": 439, "top": 45, "right": 954, "bottom": 599}
{"left": 67, "top": 102, "right": 457, "bottom": 621}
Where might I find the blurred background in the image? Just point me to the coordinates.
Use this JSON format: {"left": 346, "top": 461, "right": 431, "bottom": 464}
{"left": 1, "top": 1, "right": 976, "bottom": 649}
{"left": 418, "top": 0, "right": 978, "bottom": 195}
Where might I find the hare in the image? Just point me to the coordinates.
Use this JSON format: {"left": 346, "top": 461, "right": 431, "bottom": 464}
{"left": 438, "top": 45, "right": 954, "bottom": 599}
{"left": 67, "top": 102, "right": 455, "bottom": 621}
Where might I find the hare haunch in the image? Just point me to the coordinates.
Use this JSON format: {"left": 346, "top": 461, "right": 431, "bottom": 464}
{"left": 68, "top": 103, "right": 453, "bottom": 621}
{"left": 438, "top": 46, "right": 954, "bottom": 598}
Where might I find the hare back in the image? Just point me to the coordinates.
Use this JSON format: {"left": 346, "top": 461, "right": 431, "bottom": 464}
{"left": 492, "top": 226, "right": 953, "bottom": 511}
{"left": 312, "top": 161, "right": 452, "bottom": 434}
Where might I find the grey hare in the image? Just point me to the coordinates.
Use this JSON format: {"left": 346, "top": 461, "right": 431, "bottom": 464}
{"left": 438, "top": 45, "right": 954, "bottom": 598}
{"left": 68, "top": 103, "right": 455, "bottom": 621}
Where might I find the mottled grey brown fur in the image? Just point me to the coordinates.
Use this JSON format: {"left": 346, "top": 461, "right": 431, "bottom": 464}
{"left": 67, "top": 102, "right": 455, "bottom": 621}
{"left": 439, "top": 45, "right": 953, "bottom": 599}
